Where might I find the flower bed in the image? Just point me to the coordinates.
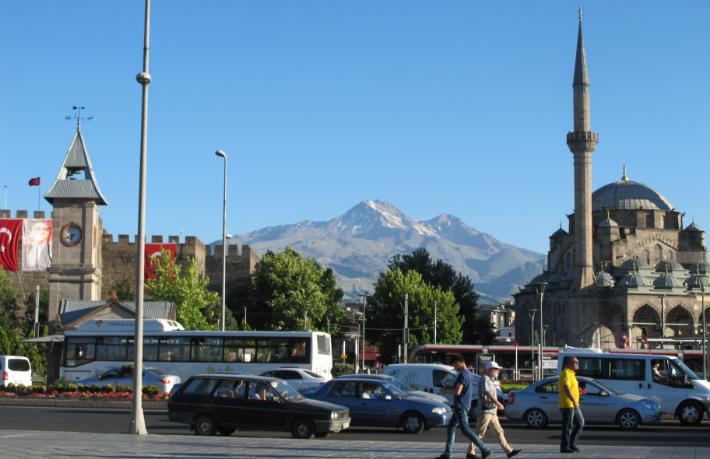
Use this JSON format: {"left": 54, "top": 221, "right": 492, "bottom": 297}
{"left": 0, "top": 383, "right": 167, "bottom": 400}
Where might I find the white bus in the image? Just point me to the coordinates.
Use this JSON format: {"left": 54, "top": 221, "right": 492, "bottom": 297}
{"left": 60, "top": 319, "right": 333, "bottom": 383}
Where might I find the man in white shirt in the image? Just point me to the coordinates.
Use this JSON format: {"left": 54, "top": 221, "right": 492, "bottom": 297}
{"left": 468, "top": 361, "right": 521, "bottom": 458}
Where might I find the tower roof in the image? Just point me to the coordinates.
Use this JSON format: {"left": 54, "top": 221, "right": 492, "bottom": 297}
{"left": 592, "top": 170, "right": 673, "bottom": 211}
{"left": 573, "top": 7, "right": 589, "bottom": 87}
{"left": 45, "top": 128, "right": 107, "bottom": 205}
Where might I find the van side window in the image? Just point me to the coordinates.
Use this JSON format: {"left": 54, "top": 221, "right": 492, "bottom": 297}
{"left": 433, "top": 370, "right": 453, "bottom": 388}
{"left": 605, "top": 358, "right": 645, "bottom": 380}
{"left": 652, "top": 359, "right": 693, "bottom": 388}
{"left": 576, "top": 357, "right": 602, "bottom": 378}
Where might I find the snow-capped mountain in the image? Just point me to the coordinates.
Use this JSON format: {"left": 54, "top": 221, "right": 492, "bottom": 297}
{"left": 231, "top": 200, "right": 545, "bottom": 303}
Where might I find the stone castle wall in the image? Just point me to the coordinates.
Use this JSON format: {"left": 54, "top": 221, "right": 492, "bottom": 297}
{"left": 1, "top": 209, "right": 256, "bottom": 302}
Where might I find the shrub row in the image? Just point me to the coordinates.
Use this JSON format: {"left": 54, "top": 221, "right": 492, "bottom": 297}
{"left": 2, "top": 382, "right": 161, "bottom": 396}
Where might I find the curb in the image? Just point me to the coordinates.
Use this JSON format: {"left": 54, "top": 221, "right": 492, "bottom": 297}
{"left": 0, "top": 398, "right": 167, "bottom": 410}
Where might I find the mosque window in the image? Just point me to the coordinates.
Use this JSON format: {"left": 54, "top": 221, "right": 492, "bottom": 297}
{"left": 644, "top": 249, "right": 650, "bottom": 265}
{"left": 654, "top": 245, "right": 662, "bottom": 264}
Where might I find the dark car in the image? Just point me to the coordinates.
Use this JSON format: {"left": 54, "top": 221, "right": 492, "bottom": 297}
{"left": 168, "top": 374, "right": 350, "bottom": 439}
{"left": 307, "top": 376, "right": 452, "bottom": 433}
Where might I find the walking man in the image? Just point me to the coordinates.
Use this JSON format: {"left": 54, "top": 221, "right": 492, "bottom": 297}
{"left": 559, "top": 356, "right": 584, "bottom": 453}
{"left": 468, "top": 361, "right": 521, "bottom": 458}
{"left": 437, "top": 355, "right": 490, "bottom": 459}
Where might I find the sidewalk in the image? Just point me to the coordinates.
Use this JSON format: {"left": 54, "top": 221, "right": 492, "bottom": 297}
{"left": 1, "top": 430, "right": 707, "bottom": 459}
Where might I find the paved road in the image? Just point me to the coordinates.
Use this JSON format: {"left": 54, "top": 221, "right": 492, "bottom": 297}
{"left": 1, "top": 406, "right": 709, "bottom": 447}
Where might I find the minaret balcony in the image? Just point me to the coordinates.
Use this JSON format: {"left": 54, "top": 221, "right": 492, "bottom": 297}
{"left": 567, "top": 131, "right": 598, "bottom": 152}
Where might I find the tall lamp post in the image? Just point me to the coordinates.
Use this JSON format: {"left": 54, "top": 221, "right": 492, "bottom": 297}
{"left": 535, "top": 282, "right": 547, "bottom": 378}
{"left": 528, "top": 308, "right": 537, "bottom": 379}
{"left": 130, "top": 0, "right": 152, "bottom": 436}
{"left": 215, "top": 150, "right": 228, "bottom": 331}
{"left": 361, "top": 295, "right": 367, "bottom": 372}
{"left": 702, "top": 282, "right": 707, "bottom": 381}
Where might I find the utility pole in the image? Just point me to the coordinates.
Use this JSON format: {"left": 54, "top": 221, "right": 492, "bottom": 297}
{"left": 528, "top": 308, "right": 537, "bottom": 380}
{"left": 33, "top": 285, "right": 40, "bottom": 338}
{"left": 434, "top": 300, "right": 438, "bottom": 345}
{"left": 361, "top": 296, "right": 367, "bottom": 372}
{"left": 403, "top": 293, "right": 409, "bottom": 364}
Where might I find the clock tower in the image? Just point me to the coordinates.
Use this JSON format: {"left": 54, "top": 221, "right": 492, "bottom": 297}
{"left": 45, "top": 124, "right": 108, "bottom": 330}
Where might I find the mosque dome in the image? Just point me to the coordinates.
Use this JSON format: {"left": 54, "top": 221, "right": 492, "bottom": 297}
{"left": 592, "top": 168, "right": 673, "bottom": 211}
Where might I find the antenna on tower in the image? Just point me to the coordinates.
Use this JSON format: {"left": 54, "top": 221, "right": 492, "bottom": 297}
{"left": 65, "top": 106, "right": 94, "bottom": 130}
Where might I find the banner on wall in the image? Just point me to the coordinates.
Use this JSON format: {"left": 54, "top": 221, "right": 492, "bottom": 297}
{"left": 0, "top": 219, "right": 22, "bottom": 272}
{"left": 145, "top": 243, "right": 177, "bottom": 280}
{"left": 22, "top": 219, "right": 53, "bottom": 272}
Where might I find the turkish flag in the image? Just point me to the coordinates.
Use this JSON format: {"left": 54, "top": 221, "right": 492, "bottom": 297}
{"left": 28, "top": 177, "right": 40, "bottom": 186}
{"left": 145, "top": 243, "right": 177, "bottom": 280}
{"left": 0, "top": 219, "right": 23, "bottom": 271}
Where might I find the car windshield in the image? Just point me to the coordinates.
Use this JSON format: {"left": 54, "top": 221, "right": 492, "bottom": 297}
{"left": 270, "top": 380, "right": 304, "bottom": 401}
{"left": 303, "top": 370, "right": 321, "bottom": 378}
{"left": 673, "top": 359, "right": 701, "bottom": 380}
{"left": 382, "top": 382, "right": 407, "bottom": 397}
{"left": 388, "top": 378, "right": 410, "bottom": 391}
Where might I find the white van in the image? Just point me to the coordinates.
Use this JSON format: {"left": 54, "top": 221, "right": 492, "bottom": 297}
{"left": 0, "top": 355, "right": 32, "bottom": 387}
{"left": 557, "top": 349, "right": 710, "bottom": 425}
{"left": 384, "top": 363, "right": 458, "bottom": 404}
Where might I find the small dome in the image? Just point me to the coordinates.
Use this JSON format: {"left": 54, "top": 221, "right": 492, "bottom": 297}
{"left": 620, "top": 257, "right": 651, "bottom": 272}
{"left": 653, "top": 273, "right": 684, "bottom": 289}
{"left": 595, "top": 271, "right": 615, "bottom": 288}
{"left": 592, "top": 170, "right": 673, "bottom": 211}
{"left": 655, "top": 260, "right": 686, "bottom": 273}
{"left": 598, "top": 217, "right": 619, "bottom": 228}
{"left": 684, "top": 222, "right": 704, "bottom": 232}
{"left": 618, "top": 272, "right": 651, "bottom": 288}
{"left": 685, "top": 274, "right": 710, "bottom": 290}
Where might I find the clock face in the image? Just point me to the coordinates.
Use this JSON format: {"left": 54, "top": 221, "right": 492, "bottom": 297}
{"left": 60, "top": 224, "right": 83, "bottom": 247}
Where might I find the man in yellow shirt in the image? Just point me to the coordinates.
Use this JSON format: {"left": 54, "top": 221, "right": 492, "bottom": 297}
{"left": 558, "top": 356, "right": 584, "bottom": 453}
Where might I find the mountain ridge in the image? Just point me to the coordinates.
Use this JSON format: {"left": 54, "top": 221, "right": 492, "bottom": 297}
{"left": 230, "top": 200, "right": 545, "bottom": 303}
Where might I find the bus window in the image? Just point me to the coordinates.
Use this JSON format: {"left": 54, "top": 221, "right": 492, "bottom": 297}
{"left": 290, "top": 339, "right": 309, "bottom": 363}
{"left": 96, "top": 336, "right": 129, "bottom": 361}
{"left": 317, "top": 335, "right": 331, "bottom": 355}
{"left": 256, "top": 340, "right": 274, "bottom": 363}
{"left": 271, "top": 340, "right": 290, "bottom": 363}
{"left": 242, "top": 340, "right": 256, "bottom": 363}
{"left": 192, "top": 337, "right": 224, "bottom": 362}
{"left": 224, "top": 339, "right": 243, "bottom": 362}
{"left": 159, "top": 336, "right": 189, "bottom": 361}
{"left": 65, "top": 337, "right": 96, "bottom": 366}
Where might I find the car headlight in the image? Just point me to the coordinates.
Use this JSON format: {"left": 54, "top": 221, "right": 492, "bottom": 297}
{"left": 432, "top": 407, "right": 449, "bottom": 415}
{"left": 331, "top": 411, "right": 338, "bottom": 419}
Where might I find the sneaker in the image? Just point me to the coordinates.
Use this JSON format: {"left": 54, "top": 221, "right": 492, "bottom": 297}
{"left": 481, "top": 450, "right": 492, "bottom": 459}
{"left": 507, "top": 449, "right": 522, "bottom": 458}
{"left": 435, "top": 454, "right": 450, "bottom": 459}
{"left": 570, "top": 446, "right": 580, "bottom": 452}
{"left": 465, "top": 454, "right": 480, "bottom": 459}
{"left": 560, "top": 448, "right": 575, "bottom": 454}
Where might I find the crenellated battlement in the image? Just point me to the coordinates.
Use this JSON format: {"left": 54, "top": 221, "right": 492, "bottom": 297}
{"left": 0, "top": 209, "right": 47, "bottom": 219}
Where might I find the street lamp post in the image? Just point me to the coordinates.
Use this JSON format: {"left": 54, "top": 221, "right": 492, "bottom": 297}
{"left": 130, "top": 0, "right": 152, "bottom": 436}
{"left": 403, "top": 293, "right": 409, "bottom": 364}
{"left": 215, "top": 150, "right": 228, "bottom": 332}
{"left": 361, "top": 296, "right": 367, "bottom": 372}
{"left": 702, "top": 283, "right": 707, "bottom": 381}
{"left": 536, "top": 282, "right": 547, "bottom": 378}
{"left": 528, "top": 308, "right": 537, "bottom": 380}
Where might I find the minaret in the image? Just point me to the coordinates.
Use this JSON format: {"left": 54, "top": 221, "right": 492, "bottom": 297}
{"left": 566, "top": 7, "right": 598, "bottom": 290}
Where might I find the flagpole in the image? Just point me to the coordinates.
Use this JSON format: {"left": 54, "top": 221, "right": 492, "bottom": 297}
{"left": 37, "top": 178, "right": 40, "bottom": 212}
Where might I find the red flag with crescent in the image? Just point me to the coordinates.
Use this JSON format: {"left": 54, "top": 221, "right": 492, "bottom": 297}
{"left": 0, "top": 219, "right": 23, "bottom": 271}
{"left": 145, "top": 243, "right": 177, "bottom": 280}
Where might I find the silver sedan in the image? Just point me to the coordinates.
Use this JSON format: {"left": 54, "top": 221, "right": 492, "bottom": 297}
{"left": 504, "top": 376, "right": 661, "bottom": 430}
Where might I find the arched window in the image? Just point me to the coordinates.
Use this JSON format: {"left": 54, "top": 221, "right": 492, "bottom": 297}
{"left": 644, "top": 249, "right": 650, "bottom": 265}
{"left": 654, "top": 245, "right": 663, "bottom": 264}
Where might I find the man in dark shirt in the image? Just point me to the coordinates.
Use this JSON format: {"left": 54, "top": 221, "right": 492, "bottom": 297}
{"left": 437, "top": 355, "right": 490, "bottom": 459}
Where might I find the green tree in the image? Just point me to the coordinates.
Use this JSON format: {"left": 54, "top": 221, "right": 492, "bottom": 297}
{"left": 367, "top": 268, "right": 463, "bottom": 362}
{"left": 389, "top": 248, "right": 495, "bottom": 344}
{"left": 242, "top": 247, "right": 344, "bottom": 332}
{"left": 23, "top": 288, "right": 48, "bottom": 336}
{"left": 145, "top": 253, "right": 220, "bottom": 330}
{"left": 109, "top": 278, "right": 134, "bottom": 302}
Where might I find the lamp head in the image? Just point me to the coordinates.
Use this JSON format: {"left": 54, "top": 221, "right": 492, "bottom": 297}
{"left": 215, "top": 150, "right": 227, "bottom": 159}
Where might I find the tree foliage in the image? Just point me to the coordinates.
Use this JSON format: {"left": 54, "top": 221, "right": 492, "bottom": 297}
{"left": 109, "top": 278, "right": 134, "bottom": 302}
{"left": 367, "top": 268, "right": 463, "bottom": 362}
{"left": 236, "top": 247, "right": 344, "bottom": 333}
{"left": 145, "top": 253, "right": 220, "bottom": 330}
{"left": 388, "top": 248, "right": 495, "bottom": 344}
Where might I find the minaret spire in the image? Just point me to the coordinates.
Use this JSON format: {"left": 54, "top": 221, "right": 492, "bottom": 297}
{"left": 566, "top": 7, "right": 598, "bottom": 291}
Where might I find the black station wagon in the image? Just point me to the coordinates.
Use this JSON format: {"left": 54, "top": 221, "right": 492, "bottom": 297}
{"left": 168, "top": 374, "right": 350, "bottom": 439}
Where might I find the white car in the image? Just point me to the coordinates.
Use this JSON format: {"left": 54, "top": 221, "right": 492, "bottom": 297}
{"left": 260, "top": 368, "right": 331, "bottom": 392}
{"left": 0, "top": 356, "right": 32, "bottom": 387}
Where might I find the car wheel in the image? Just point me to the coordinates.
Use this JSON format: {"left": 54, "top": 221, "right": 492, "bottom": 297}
{"left": 291, "top": 418, "right": 316, "bottom": 439}
{"left": 401, "top": 411, "right": 425, "bottom": 434}
{"left": 523, "top": 408, "right": 548, "bottom": 429}
{"left": 616, "top": 409, "right": 640, "bottom": 430}
{"left": 218, "top": 426, "right": 237, "bottom": 436}
{"left": 677, "top": 401, "right": 704, "bottom": 425}
{"left": 193, "top": 415, "right": 217, "bottom": 436}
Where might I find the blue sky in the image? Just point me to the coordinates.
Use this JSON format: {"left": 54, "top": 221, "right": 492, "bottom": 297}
{"left": 1, "top": 1, "right": 708, "bottom": 253}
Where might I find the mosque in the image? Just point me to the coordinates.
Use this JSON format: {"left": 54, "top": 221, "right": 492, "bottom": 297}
{"left": 514, "top": 12, "right": 709, "bottom": 351}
